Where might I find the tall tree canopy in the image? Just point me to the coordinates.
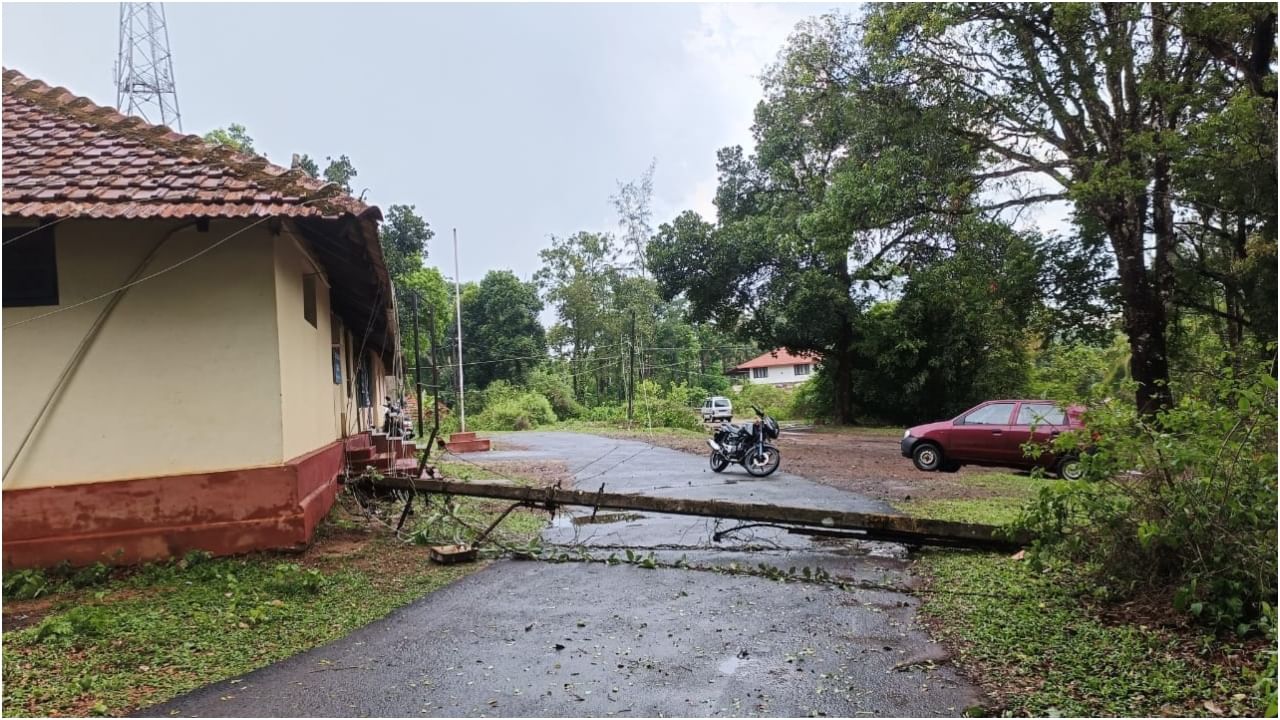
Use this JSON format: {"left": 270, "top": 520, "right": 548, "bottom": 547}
{"left": 649, "top": 15, "right": 1022, "bottom": 423}
{"left": 863, "top": 2, "right": 1278, "bottom": 413}
{"left": 460, "top": 271, "right": 546, "bottom": 389}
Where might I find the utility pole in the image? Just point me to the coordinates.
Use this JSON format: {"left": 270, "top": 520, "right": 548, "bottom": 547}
{"left": 452, "top": 228, "right": 466, "bottom": 433}
{"left": 423, "top": 306, "right": 442, "bottom": 461}
{"left": 115, "top": 3, "right": 183, "bottom": 130}
{"left": 627, "top": 309, "right": 636, "bottom": 422}
{"left": 411, "top": 291, "right": 424, "bottom": 438}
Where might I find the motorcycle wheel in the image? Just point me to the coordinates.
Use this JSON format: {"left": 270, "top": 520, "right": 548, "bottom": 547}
{"left": 709, "top": 451, "right": 729, "bottom": 473}
{"left": 743, "top": 445, "right": 781, "bottom": 477}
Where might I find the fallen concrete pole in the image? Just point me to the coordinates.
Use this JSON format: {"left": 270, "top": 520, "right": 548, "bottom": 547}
{"left": 366, "top": 477, "right": 1028, "bottom": 551}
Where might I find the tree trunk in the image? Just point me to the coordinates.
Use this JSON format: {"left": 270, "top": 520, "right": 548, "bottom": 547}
{"left": 1108, "top": 209, "right": 1174, "bottom": 415}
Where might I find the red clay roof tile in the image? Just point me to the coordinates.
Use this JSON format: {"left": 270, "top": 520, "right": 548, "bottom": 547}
{"left": 2, "top": 68, "right": 372, "bottom": 221}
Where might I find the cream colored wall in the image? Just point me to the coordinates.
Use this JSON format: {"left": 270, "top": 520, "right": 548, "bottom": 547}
{"left": 273, "top": 230, "right": 345, "bottom": 461}
{"left": 3, "top": 219, "right": 284, "bottom": 489}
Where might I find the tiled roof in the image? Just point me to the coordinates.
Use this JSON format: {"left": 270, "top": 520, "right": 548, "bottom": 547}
{"left": 2, "top": 68, "right": 373, "bottom": 220}
{"left": 731, "top": 349, "right": 819, "bottom": 371}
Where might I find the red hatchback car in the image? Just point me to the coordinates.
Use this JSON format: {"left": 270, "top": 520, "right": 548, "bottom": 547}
{"left": 901, "top": 400, "right": 1086, "bottom": 479}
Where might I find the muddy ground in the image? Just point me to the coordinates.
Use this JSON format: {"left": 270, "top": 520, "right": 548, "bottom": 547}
{"left": 585, "top": 426, "right": 1025, "bottom": 505}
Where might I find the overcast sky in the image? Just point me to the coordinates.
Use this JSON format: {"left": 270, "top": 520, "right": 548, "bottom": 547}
{"left": 4, "top": 2, "right": 857, "bottom": 288}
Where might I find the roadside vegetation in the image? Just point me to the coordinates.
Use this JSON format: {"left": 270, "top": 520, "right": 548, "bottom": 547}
{"left": 199, "top": 4, "right": 1275, "bottom": 716}
{"left": 918, "top": 552, "right": 1272, "bottom": 717}
{"left": 1, "top": 464, "right": 555, "bottom": 718}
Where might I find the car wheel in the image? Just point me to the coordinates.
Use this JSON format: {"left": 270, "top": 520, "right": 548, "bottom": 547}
{"left": 1057, "top": 455, "right": 1085, "bottom": 481}
{"left": 912, "top": 443, "right": 943, "bottom": 472}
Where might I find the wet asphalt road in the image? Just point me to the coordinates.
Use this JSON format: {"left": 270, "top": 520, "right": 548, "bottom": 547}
{"left": 142, "top": 432, "right": 979, "bottom": 717}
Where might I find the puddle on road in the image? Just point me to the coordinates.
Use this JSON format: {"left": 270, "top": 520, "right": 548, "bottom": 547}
{"left": 551, "top": 512, "right": 646, "bottom": 528}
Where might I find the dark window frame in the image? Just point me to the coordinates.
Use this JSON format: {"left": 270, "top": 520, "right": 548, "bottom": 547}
{"left": 303, "top": 274, "right": 317, "bottom": 327}
{"left": 751, "top": 367, "right": 768, "bottom": 379}
{"left": 3, "top": 225, "right": 59, "bottom": 307}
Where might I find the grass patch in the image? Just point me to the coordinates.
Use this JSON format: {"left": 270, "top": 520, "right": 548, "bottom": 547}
{"left": 916, "top": 551, "right": 1269, "bottom": 717}
{"left": 900, "top": 497, "right": 1027, "bottom": 525}
{"left": 899, "top": 472, "right": 1041, "bottom": 525}
{"left": 2, "top": 521, "right": 474, "bottom": 717}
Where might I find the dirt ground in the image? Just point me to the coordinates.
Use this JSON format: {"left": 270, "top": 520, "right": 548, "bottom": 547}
{"left": 593, "top": 425, "right": 1029, "bottom": 504}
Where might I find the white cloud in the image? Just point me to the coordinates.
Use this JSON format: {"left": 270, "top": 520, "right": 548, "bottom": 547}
{"left": 674, "top": 4, "right": 854, "bottom": 221}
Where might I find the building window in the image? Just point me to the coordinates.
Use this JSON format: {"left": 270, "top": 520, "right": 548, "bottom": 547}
{"left": 793, "top": 364, "right": 811, "bottom": 376}
{"left": 330, "top": 313, "right": 343, "bottom": 385}
{"left": 3, "top": 225, "right": 59, "bottom": 307}
{"left": 303, "top": 275, "right": 317, "bottom": 327}
{"left": 752, "top": 367, "right": 768, "bottom": 379}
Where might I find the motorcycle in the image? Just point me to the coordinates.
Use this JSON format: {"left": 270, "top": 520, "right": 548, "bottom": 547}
{"left": 707, "top": 404, "right": 781, "bottom": 477}
{"left": 382, "top": 397, "right": 413, "bottom": 438}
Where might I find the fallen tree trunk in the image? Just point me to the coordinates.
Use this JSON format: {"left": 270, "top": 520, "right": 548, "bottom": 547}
{"left": 366, "top": 477, "right": 1029, "bottom": 551}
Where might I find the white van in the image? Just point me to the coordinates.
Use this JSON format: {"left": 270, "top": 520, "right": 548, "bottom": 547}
{"left": 700, "top": 396, "right": 733, "bottom": 422}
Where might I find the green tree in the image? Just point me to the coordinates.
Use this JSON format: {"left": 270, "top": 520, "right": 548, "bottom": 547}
{"left": 203, "top": 123, "right": 255, "bottom": 154}
{"left": 379, "top": 205, "right": 434, "bottom": 281}
{"left": 863, "top": 2, "right": 1278, "bottom": 413}
{"left": 322, "top": 155, "right": 358, "bottom": 194}
{"left": 649, "top": 15, "right": 987, "bottom": 423}
{"left": 460, "top": 271, "right": 547, "bottom": 389}
{"left": 612, "top": 160, "right": 656, "bottom": 277}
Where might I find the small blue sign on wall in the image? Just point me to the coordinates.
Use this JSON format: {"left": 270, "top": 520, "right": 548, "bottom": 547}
{"left": 332, "top": 347, "right": 343, "bottom": 385}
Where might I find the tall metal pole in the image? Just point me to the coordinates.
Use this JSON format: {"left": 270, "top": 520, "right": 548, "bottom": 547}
{"left": 627, "top": 309, "right": 636, "bottom": 422}
{"left": 452, "top": 228, "right": 466, "bottom": 433}
{"left": 412, "top": 291, "right": 424, "bottom": 438}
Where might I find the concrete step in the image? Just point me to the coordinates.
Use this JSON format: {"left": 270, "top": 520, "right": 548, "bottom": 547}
{"left": 350, "top": 455, "right": 419, "bottom": 474}
{"left": 398, "top": 441, "right": 419, "bottom": 460}
{"left": 448, "top": 432, "right": 477, "bottom": 443}
{"left": 346, "top": 447, "right": 376, "bottom": 463}
{"left": 445, "top": 438, "right": 491, "bottom": 454}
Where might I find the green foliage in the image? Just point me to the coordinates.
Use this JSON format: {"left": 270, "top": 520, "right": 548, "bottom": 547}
{"left": 526, "top": 366, "right": 584, "bottom": 419}
{"left": 919, "top": 551, "right": 1268, "bottom": 716}
{"left": 321, "top": 154, "right": 357, "bottom": 194}
{"left": 265, "top": 563, "right": 327, "bottom": 597}
{"left": 202, "top": 123, "right": 255, "bottom": 154}
{"left": 1014, "top": 360, "right": 1278, "bottom": 632}
{"left": 1028, "top": 337, "right": 1130, "bottom": 404}
{"left": 33, "top": 606, "right": 112, "bottom": 646}
{"left": 460, "top": 270, "right": 546, "bottom": 389}
{"left": 2, "top": 535, "right": 474, "bottom": 716}
{"left": 730, "top": 383, "right": 795, "bottom": 421}
{"left": 633, "top": 380, "right": 702, "bottom": 431}
{"left": 4, "top": 568, "right": 50, "bottom": 600}
{"left": 380, "top": 204, "right": 435, "bottom": 282}
{"left": 470, "top": 380, "right": 558, "bottom": 431}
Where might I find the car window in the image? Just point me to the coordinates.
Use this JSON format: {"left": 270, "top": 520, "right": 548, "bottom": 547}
{"left": 1016, "top": 403, "right": 1066, "bottom": 426}
{"left": 962, "top": 402, "right": 1016, "bottom": 425}
{"left": 715, "top": 400, "right": 729, "bottom": 408}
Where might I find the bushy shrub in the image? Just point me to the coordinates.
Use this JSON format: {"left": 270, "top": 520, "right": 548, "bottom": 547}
{"left": 527, "top": 367, "right": 584, "bottom": 419}
{"left": 790, "top": 368, "right": 833, "bottom": 421}
{"left": 470, "top": 381, "right": 558, "bottom": 431}
{"left": 731, "top": 383, "right": 796, "bottom": 421}
{"left": 633, "top": 380, "right": 702, "bottom": 431}
{"left": 1014, "top": 359, "right": 1278, "bottom": 633}
{"left": 4, "top": 568, "right": 50, "bottom": 600}
{"left": 34, "top": 606, "right": 112, "bottom": 645}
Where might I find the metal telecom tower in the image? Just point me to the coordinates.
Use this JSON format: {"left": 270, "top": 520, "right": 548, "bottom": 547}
{"left": 114, "top": 3, "right": 182, "bottom": 131}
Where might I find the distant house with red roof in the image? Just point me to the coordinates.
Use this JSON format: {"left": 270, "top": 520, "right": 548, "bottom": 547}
{"left": 728, "top": 349, "right": 819, "bottom": 389}
{"left": 2, "top": 68, "right": 406, "bottom": 569}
